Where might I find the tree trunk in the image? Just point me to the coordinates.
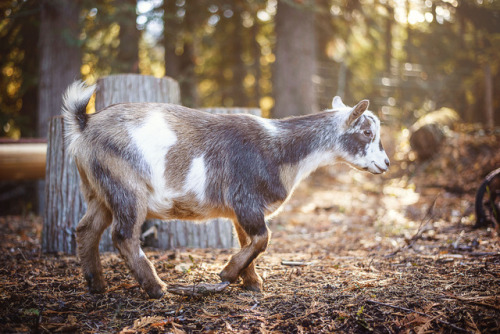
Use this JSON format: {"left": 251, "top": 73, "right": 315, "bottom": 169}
{"left": 229, "top": 4, "right": 247, "bottom": 107}
{"left": 163, "top": 0, "right": 182, "bottom": 79}
{"left": 385, "top": 5, "right": 394, "bottom": 74}
{"left": 484, "top": 63, "right": 494, "bottom": 129}
{"left": 37, "top": 0, "right": 82, "bottom": 215}
{"left": 273, "top": 0, "right": 317, "bottom": 118}
{"left": 37, "top": 0, "right": 81, "bottom": 138}
{"left": 43, "top": 117, "right": 86, "bottom": 254}
{"left": 163, "top": 1, "right": 198, "bottom": 107}
{"left": 113, "top": 0, "right": 140, "bottom": 73}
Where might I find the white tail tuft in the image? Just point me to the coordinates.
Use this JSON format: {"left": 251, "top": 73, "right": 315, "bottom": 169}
{"left": 62, "top": 80, "right": 96, "bottom": 154}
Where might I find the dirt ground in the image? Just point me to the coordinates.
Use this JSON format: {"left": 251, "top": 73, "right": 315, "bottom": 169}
{"left": 1, "top": 127, "right": 499, "bottom": 333}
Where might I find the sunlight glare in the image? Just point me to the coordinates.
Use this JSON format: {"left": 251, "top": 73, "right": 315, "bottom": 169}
{"left": 425, "top": 12, "right": 433, "bottom": 23}
{"left": 257, "top": 10, "right": 271, "bottom": 22}
{"left": 408, "top": 9, "right": 425, "bottom": 25}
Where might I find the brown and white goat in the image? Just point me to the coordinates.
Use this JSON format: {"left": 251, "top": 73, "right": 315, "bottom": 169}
{"left": 63, "top": 81, "right": 389, "bottom": 298}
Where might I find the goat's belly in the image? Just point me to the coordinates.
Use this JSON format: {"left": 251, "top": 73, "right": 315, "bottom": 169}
{"left": 146, "top": 195, "right": 231, "bottom": 222}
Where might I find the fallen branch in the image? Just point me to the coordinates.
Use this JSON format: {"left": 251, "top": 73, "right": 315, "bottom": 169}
{"left": 366, "top": 299, "right": 471, "bottom": 333}
{"left": 167, "top": 282, "right": 230, "bottom": 297}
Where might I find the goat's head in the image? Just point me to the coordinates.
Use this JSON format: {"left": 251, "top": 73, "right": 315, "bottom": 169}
{"left": 332, "top": 96, "right": 390, "bottom": 174}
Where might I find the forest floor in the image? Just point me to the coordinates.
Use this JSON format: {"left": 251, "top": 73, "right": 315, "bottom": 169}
{"left": 1, "top": 126, "right": 499, "bottom": 333}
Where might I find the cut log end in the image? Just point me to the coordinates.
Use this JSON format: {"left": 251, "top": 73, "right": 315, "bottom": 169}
{"left": 167, "top": 282, "right": 230, "bottom": 297}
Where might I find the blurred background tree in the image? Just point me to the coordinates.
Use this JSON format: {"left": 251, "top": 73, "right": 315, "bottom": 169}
{"left": 1, "top": 0, "right": 499, "bottom": 136}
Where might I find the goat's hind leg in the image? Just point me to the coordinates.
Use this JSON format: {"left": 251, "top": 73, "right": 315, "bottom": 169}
{"left": 111, "top": 209, "right": 166, "bottom": 299}
{"left": 76, "top": 199, "right": 112, "bottom": 293}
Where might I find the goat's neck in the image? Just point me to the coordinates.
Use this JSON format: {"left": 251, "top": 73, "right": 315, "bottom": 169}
{"left": 273, "top": 113, "right": 340, "bottom": 191}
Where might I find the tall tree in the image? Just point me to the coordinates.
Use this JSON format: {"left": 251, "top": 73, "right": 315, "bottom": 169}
{"left": 226, "top": 3, "right": 247, "bottom": 107}
{"left": 163, "top": 0, "right": 198, "bottom": 107}
{"left": 37, "top": 0, "right": 81, "bottom": 214}
{"left": 113, "top": 0, "right": 140, "bottom": 73}
{"left": 273, "top": 0, "right": 317, "bottom": 118}
{"left": 37, "top": 0, "right": 81, "bottom": 138}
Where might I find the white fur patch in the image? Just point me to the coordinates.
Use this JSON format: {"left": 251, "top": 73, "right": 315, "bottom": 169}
{"left": 294, "top": 150, "right": 335, "bottom": 188}
{"left": 183, "top": 155, "right": 207, "bottom": 202}
{"left": 251, "top": 115, "right": 279, "bottom": 136}
{"left": 130, "top": 111, "right": 177, "bottom": 204}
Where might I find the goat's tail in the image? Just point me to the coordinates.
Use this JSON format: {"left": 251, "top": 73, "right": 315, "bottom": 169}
{"left": 62, "top": 80, "right": 96, "bottom": 154}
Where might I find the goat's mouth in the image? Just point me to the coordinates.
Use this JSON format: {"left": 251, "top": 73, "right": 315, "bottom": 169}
{"left": 367, "top": 162, "right": 387, "bottom": 174}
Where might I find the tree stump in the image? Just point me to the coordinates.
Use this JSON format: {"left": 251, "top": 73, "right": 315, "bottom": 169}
{"left": 43, "top": 117, "right": 86, "bottom": 254}
{"left": 43, "top": 74, "right": 260, "bottom": 254}
{"left": 409, "top": 107, "right": 459, "bottom": 160}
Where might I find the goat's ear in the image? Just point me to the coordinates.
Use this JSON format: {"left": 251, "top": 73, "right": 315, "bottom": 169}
{"left": 346, "top": 100, "right": 369, "bottom": 127}
{"left": 332, "top": 96, "right": 346, "bottom": 109}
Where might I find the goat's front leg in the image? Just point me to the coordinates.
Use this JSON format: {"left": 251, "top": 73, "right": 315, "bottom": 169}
{"left": 112, "top": 211, "right": 166, "bottom": 299}
{"left": 233, "top": 223, "right": 265, "bottom": 291}
{"left": 219, "top": 212, "right": 269, "bottom": 291}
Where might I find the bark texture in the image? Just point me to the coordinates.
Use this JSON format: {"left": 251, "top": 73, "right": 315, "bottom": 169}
{"left": 37, "top": 0, "right": 81, "bottom": 215}
{"left": 37, "top": 0, "right": 81, "bottom": 138}
{"left": 273, "top": 0, "right": 317, "bottom": 118}
{"left": 43, "top": 116, "right": 86, "bottom": 254}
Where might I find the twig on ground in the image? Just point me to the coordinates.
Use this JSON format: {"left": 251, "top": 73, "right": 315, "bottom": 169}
{"left": 281, "top": 260, "right": 315, "bottom": 266}
{"left": 366, "top": 299, "right": 472, "bottom": 333}
{"left": 385, "top": 194, "right": 440, "bottom": 258}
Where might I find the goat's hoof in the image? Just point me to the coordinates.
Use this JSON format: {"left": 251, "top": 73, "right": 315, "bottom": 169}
{"left": 85, "top": 273, "right": 106, "bottom": 294}
{"left": 145, "top": 282, "right": 167, "bottom": 299}
{"left": 241, "top": 277, "right": 263, "bottom": 292}
{"left": 89, "top": 284, "right": 106, "bottom": 294}
{"left": 219, "top": 269, "right": 239, "bottom": 283}
{"left": 242, "top": 282, "right": 263, "bottom": 292}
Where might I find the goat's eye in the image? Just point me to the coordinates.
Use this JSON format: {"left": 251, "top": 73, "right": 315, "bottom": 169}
{"left": 363, "top": 130, "right": 372, "bottom": 138}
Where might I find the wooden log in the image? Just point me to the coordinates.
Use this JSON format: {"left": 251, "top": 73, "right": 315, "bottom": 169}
{"left": 409, "top": 107, "right": 459, "bottom": 160}
{"left": 0, "top": 142, "right": 47, "bottom": 180}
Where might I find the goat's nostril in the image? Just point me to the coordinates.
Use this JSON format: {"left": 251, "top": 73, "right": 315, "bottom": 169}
{"left": 385, "top": 158, "right": 390, "bottom": 167}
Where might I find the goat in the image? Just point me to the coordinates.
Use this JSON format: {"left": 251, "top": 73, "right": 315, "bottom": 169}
{"left": 62, "top": 81, "right": 390, "bottom": 299}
